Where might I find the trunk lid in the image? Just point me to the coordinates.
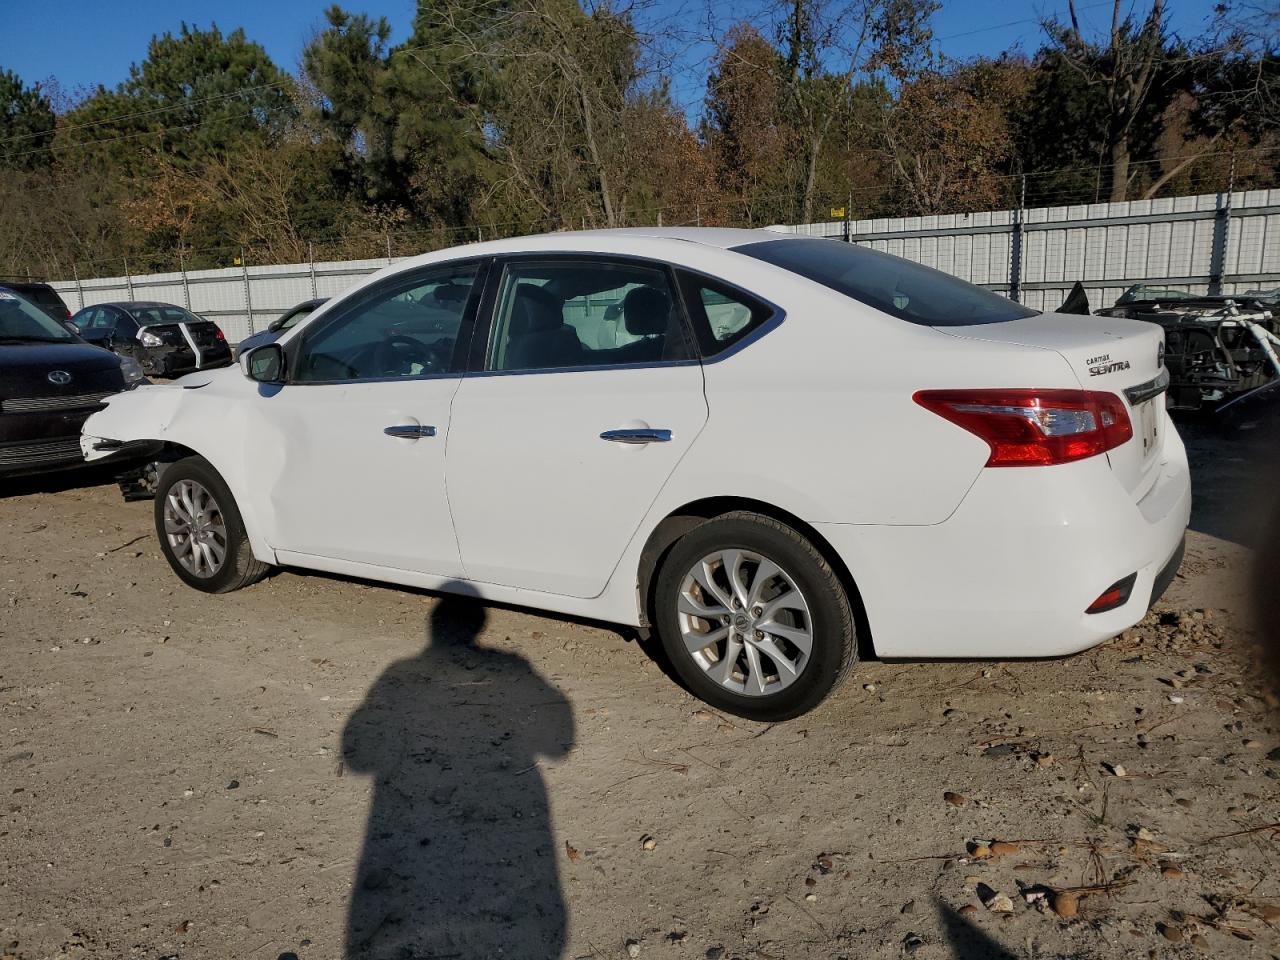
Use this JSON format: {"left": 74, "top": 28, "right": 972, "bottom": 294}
{"left": 937, "top": 311, "right": 1169, "bottom": 498}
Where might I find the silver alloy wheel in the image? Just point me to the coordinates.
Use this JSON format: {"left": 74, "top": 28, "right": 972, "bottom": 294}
{"left": 676, "top": 549, "right": 814, "bottom": 697}
{"left": 162, "top": 478, "right": 228, "bottom": 578}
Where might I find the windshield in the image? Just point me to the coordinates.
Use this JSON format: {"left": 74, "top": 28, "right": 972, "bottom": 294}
{"left": 734, "top": 237, "right": 1038, "bottom": 326}
{"left": 280, "top": 302, "right": 321, "bottom": 331}
{"left": 0, "top": 290, "right": 76, "bottom": 342}
{"left": 1115, "top": 284, "right": 1199, "bottom": 305}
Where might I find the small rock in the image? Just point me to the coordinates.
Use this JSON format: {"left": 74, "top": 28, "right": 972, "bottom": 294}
{"left": 1050, "top": 890, "right": 1079, "bottom": 918}
{"left": 969, "top": 843, "right": 992, "bottom": 860}
{"left": 225, "top": 780, "right": 240, "bottom": 790}
{"left": 902, "top": 932, "right": 924, "bottom": 954}
{"left": 1157, "top": 922, "right": 1183, "bottom": 942}
{"left": 626, "top": 940, "right": 641, "bottom": 958}
{"left": 986, "top": 894, "right": 1014, "bottom": 913}
{"left": 900, "top": 899, "right": 916, "bottom": 914}
{"left": 1105, "top": 763, "right": 1127, "bottom": 778}
{"left": 989, "top": 841, "right": 1019, "bottom": 858}
{"left": 640, "top": 835, "right": 656, "bottom": 851}
{"left": 1159, "top": 862, "right": 1184, "bottom": 880}
{"left": 1242, "top": 739, "right": 1263, "bottom": 749}
{"left": 1168, "top": 694, "right": 1184, "bottom": 704}
{"left": 705, "top": 948, "right": 725, "bottom": 960}
{"left": 863, "top": 683, "right": 876, "bottom": 692}
{"left": 943, "top": 791, "right": 965, "bottom": 807}
{"left": 957, "top": 904, "right": 978, "bottom": 915}
{"left": 804, "top": 893, "right": 817, "bottom": 902}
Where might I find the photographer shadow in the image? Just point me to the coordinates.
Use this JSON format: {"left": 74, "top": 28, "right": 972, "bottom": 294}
{"left": 342, "top": 588, "right": 575, "bottom": 959}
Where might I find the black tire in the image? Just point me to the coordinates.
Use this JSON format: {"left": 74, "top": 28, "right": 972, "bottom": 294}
{"left": 153, "top": 456, "right": 271, "bottom": 594}
{"left": 653, "top": 511, "right": 857, "bottom": 722}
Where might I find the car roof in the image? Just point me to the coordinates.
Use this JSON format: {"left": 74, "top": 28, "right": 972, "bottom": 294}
{"left": 0, "top": 280, "right": 56, "bottom": 291}
{"left": 546, "top": 226, "right": 792, "bottom": 249}
{"left": 97, "top": 301, "right": 187, "bottom": 310}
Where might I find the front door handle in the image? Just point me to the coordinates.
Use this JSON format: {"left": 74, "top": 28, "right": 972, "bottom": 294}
{"left": 600, "top": 428, "right": 672, "bottom": 444}
{"left": 384, "top": 424, "right": 437, "bottom": 439}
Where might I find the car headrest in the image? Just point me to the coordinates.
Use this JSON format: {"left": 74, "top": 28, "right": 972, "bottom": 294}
{"left": 622, "top": 286, "right": 670, "bottom": 336}
{"left": 509, "top": 284, "right": 563, "bottom": 335}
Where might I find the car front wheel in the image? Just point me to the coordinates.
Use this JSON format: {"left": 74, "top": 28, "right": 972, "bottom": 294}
{"left": 654, "top": 511, "right": 857, "bottom": 721}
{"left": 154, "top": 456, "right": 271, "bottom": 593}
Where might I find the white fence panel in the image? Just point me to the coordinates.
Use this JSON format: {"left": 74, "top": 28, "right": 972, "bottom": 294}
{"left": 49, "top": 189, "right": 1280, "bottom": 345}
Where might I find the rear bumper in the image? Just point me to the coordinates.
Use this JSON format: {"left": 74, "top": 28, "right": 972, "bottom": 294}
{"left": 816, "top": 430, "right": 1192, "bottom": 659}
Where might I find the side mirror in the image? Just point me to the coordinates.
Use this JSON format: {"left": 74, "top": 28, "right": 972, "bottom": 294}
{"left": 240, "top": 343, "right": 285, "bottom": 383}
{"left": 62, "top": 320, "right": 80, "bottom": 335}
{"left": 267, "top": 316, "right": 286, "bottom": 332}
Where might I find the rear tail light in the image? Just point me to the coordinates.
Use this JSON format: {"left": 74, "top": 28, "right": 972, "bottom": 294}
{"left": 913, "top": 388, "right": 1132, "bottom": 467}
{"left": 214, "top": 328, "right": 226, "bottom": 342}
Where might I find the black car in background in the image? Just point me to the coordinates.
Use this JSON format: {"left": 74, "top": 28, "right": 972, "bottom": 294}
{"left": 0, "top": 289, "right": 142, "bottom": 477}
{"left": 71, "top": 301, "right": 232, "bottom": 378}
{"left": 0, "top": 280, "right": 73, "bottom": 324}
{"left": 233, "top": 297, "right": 327, "bottom": 360}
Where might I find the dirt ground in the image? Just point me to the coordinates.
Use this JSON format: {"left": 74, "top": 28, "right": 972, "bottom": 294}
{"left": 2, "top": 410, "right": 1279, "bottom": 960}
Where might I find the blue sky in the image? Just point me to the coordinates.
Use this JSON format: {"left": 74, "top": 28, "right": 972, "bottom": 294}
{"left": 4, "top": 0, "right": 1226, "bottom": 115}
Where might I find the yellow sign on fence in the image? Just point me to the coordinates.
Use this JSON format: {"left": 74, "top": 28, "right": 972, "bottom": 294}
{"left": 830, "top": 207, "right": 846, "bottom": 219}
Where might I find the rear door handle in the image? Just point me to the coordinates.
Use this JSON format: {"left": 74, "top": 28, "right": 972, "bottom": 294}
{"left": 384, "top": 424, "right": 437, "bottom": 439}
{"left": 600, "top": 428, "right": 672, "bottom": 444}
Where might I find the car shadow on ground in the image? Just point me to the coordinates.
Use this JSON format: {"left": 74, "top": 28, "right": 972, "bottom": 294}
{"left": 0, "top": 464, "right": 123, "bottom": 500}
{"left": 341, "top": 586, "right": 575, "bottom": 959}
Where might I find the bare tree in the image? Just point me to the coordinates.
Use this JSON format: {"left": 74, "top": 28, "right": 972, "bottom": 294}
{"left": 1048, "top": 0, "right": 1168, "bottom": 202}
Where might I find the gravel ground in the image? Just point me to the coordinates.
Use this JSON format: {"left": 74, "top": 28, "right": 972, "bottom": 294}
{"left": 1, "top": 411, "right": 1278, "bottom": 960}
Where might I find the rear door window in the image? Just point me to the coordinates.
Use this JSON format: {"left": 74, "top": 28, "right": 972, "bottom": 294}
{"left": 734, "top": 237, "right": 1037, "bottom": 326}
{"left": 486, "top": 259, "right": 692, "bottom": 372}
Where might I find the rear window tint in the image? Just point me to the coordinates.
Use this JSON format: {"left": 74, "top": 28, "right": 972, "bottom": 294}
{"left": 675, "top": 271, "right": 775, "bottom": 357}
{"left": 128, "top": 306, "right": 202, "bottom": 326}
{"left": 734, "top": 238, "right": 1037, "bottom": 326}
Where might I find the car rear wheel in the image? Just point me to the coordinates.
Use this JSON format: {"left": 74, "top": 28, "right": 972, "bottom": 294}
{"left": 154, "top": 456, "right": 270, "bottom": 593}
{"left": 654, "top": 511, "right": 857, "bottom": 721}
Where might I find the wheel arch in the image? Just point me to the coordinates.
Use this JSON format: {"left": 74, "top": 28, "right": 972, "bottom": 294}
{"left": 635, "top": 496, "right": 875, "bottom": 658}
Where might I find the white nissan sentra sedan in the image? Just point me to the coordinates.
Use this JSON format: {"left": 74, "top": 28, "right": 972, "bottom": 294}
{"left": 82, "top": 228, "right": 1190, "bottom": 720}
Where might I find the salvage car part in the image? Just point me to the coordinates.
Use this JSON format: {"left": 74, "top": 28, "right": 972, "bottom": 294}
{"left": 1098, "top": 286, "right": 1280, "bottom": 410}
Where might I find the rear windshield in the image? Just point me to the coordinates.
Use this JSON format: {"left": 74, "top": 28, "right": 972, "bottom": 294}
{"left": 127, "top": 305, "right": 204, "bottom": 327}
{"left": 734, "top": 237, "right": 1037, "bottom": 326}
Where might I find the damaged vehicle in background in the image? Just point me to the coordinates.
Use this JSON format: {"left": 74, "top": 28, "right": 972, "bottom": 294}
{"left": 1097, "top": 284, "right": 1280, "bottom": 411}
{"left": 0, "top": 289, "right": 144, "bottom": 477}
{"left": 71, "top": 302, "right": 232, "bottom": 379}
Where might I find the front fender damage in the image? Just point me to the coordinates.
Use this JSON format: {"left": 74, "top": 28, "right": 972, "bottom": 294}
{"left": 80, "top": 383, "right": 189, "bottom": 464}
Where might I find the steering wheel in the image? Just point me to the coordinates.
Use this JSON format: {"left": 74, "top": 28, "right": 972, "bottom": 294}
{"left": 373, "top": 335, "right": 444, "bottom": 377}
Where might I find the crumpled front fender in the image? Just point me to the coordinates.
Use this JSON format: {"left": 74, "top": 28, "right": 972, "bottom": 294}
{"left": 80, "top": 383, "right": 188, "bottom": 461}
{"left": 79, "top": 373, "right": 278, "bottom": 566}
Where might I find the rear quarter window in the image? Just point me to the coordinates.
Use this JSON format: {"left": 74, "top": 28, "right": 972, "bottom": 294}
{"left": 675, "top": 271, "right": 776, "bottom": 357}
{"left": 734, "top": 237, "right": 1037, "bottom": 327}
